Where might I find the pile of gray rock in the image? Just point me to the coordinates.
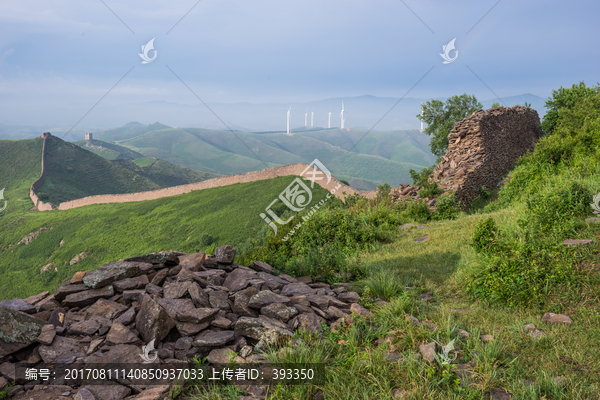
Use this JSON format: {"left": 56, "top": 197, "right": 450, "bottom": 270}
{"left": 390, "top": 184, "right": 438, "bottom": 209}
{"left": 0, "top": 246, "right": 368, "bottom": 400}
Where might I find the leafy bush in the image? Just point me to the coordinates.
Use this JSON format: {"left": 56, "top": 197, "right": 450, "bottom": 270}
{"left": 199, "top": 233, "right": 216, "bottom": 247}
{"left": 518, "top": 181, "right": 590, "bottom": 236}
{"left": 409, "top": 165, "right": 435, "bottom": 187}
{"left": 479, "top": 185, "right": 491, "bottom": 200}
{"left": 239, "top": 205, "right": 396, "bottom": 280}
{"left": 471, "top": 217, "right": 502, "bottom": 254}
{"left": 541, "top": 81, "right": 600, "bottom": 135}
{"left": 285, "top": 243, "right": 365, "bottom": 283}
{"left": 432, "top": 193, "right": 460, "bottom": 220}
{"left": 418, "top": 182, "right": 444, "bottom": 198}
{"left": 400, "top": 198, "right": 431, "bottom": 222}
{"left": 467, "top": 181, "right": 593, "bottom": 307}
{"left": 376, "top": 183, "right": 391, "bottom": 200}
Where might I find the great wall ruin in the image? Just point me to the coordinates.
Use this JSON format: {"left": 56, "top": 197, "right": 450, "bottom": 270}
{"left": 29, "top": 106, "right": 542, "bottom": 212}
{"left": 431, "top": 105, "right": 542, "bottom": 208}
{"left": 30, "top": 134, "right": 367, "bottom": 212}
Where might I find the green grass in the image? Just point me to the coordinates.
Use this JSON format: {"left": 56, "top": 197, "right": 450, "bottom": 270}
{"left": 0, "top": 138, "right": 44, "bottom": 214}
{"left": 183, "top": 209, "right": 600, "bottom": 399}
{"left": 0, "top": 176, "right": 330, "bottom": 300}
{"left": 133, "top": 157, "right": 155, "bottom": 167}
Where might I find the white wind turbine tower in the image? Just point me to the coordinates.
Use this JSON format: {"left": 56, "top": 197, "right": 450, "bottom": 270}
{"left": 287, "top": 107, "right": 291, "bottom": 134}
{"left": 305, "top": 112, "right": 307, "bottom": 127}
{"left": 420, "top": 103, "right": 424, "bottom": 132}
{"left": 328, "top": 111, "right": 331, "bottom": 129}
{"left": 311, "top": 111, "right": 314, "bottom": 128}
{"left": 340, "top": 101, "right": 346, "bottom": 129}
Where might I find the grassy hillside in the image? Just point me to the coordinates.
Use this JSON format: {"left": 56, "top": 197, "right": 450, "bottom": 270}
{"left": 0, "top": 138, "right": 44, "bottom": 213}
{"left": 72, "top": 138, "right": 144, "bottom": 160}
{"left": 37, "top": 137, "right": 163, "bottom": 205}
{"left": 0, "top": 176, "right": 329, "bottom": 300}
{"left": 35, "top": 137, "right": 220, "bottom": 205}
{"left": 110, "top": 125, "right": 433, "bottom": 189}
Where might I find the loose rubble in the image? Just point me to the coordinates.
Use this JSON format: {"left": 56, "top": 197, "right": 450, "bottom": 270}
{"left": 0, "top": 245, "right": 365, "bottom": 399}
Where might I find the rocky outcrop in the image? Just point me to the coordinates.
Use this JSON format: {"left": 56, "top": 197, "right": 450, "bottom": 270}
{"left": 0, "top": 246, "right": 363, "bottom": 399}
{"left": 430, "top": 106, "right": 542, "bottom": 208}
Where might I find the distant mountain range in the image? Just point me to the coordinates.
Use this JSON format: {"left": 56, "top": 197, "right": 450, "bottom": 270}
{"left": 0, "top": 93, "right": 548, "bottom": 141}
{"left": 93, "top": 123, "right": 436, "bottom": 190}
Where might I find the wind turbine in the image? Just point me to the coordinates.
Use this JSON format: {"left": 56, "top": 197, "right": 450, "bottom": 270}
{"left": 340, "top": 101, "right": 346, "bottom": 129}
{"left": 305, "top": 112, "right": 307, "bottom": 127}
{"left": 287, "top": 107, "right": 291, "bottom": 134}
{"left": 328, "top": 110, "right": 331, "bottom": 129}
{"left": 311, "top": 111, "right": 314, "bottom": 128}
{"left": 420, "top": 103, "right": 424, "bottom": 132}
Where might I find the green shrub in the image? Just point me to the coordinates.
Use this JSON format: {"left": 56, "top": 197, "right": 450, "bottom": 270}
{"left": 239, "top": 206, "right": 395, "bottom": 277}
{"left": 467, "top": 181, "right": 593, "bottom": 307}
{"left": 199, "top": 233, "right": 216, "bottom": 247}
{"left": 285, "top": 243, "right": 365, "bottom": 283}
{"left": 401, "top": 198, "right": 431, "bottom": 222}
{"left": 432, "top": 193, "right": 460, "bottom": 220}
{"left": 479, "top": 185, "right": 491, "bottom": 200}
{"left": 471, "top": 217, "right": 502, "bottom": 254}
{"left": 409, "top": 165, "right": 435, "bottom": 187}
{"left": 376, "top": 183, "right": 391, "bottom": 201}
{"left": 418, "top": 182, "right": 444, "bottom": 198}
{"left": 518, "top": 181, "right": 591, "bottom": 236}
{"left": 541, "top": 81, "right": 600, "bottom": 135}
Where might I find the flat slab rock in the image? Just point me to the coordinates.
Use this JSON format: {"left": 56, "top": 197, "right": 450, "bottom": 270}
{"left": 82, "top": 261, "right": 143, "bottom": 289}
{"left": 562, "top": 239, "right": 593, "bottom": 246}
{"left": 541, "top": 312, "right": 573, "bottom": 325}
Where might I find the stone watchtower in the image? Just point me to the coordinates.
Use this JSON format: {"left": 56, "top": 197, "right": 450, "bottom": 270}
{"left": 39, "top": 132, "right": 52, "bottom": 139}
{"left": 431, "top": 105, "right": 542, "bottom": 208}
{"left": 85, "top": 133, "right": 93, "bottom": 141}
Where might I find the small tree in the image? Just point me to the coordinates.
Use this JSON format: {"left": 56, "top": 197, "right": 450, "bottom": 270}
{"left": 417, "top": 94, "right": 483, "bottom": 161}
{"left": 541, "top": 81, "right": 600, "bottom": 135}
{"left": 491, "top": 102, "right": 502, "bottom": 108}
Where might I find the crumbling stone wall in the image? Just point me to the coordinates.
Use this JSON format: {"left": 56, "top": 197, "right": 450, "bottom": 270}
{"left": 55, "top": 163, "right": 362, "bottom": 211}
{"left": 431, "top": 105, "right": 542, "bottom": 208}
{"left": 29, "top": 133, "right": 56, "bottom": 211}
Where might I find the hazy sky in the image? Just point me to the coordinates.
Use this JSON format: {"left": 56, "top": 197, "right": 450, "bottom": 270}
{"left": 0, "top": 0, "right": 599, "bottom": 128}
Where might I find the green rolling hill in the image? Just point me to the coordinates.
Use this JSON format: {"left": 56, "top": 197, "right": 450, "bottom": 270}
{"left": 94, "top": 121, "right": 171, "bottom": 142}
{"left": 0, "top": 137, "right": 220, "bottom": 207}
{"left": 104, "top": 123, "right": 435, "bottom": 190}
{"left": 0, "top": 175, "right": 328, "bottom": 300}
{"left": 0, "top": 138, "right": 44, "bottom": 214}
